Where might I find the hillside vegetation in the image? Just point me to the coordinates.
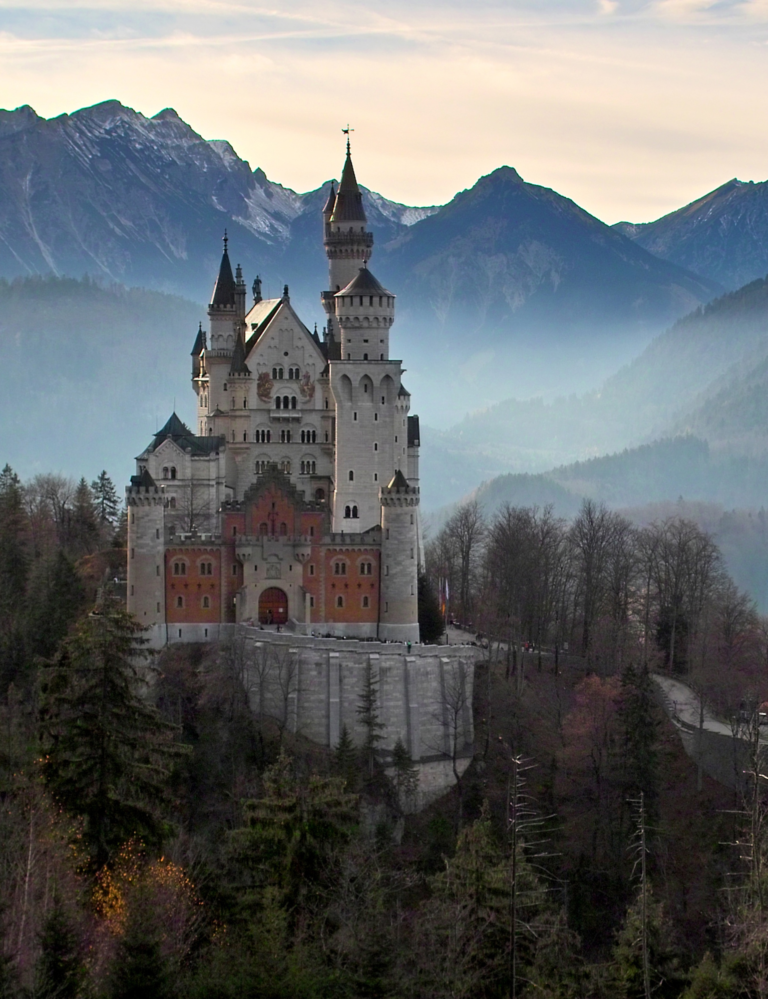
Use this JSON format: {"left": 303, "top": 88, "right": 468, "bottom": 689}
{"left": 3, "top": 463, "right": 768, "bottom": 998}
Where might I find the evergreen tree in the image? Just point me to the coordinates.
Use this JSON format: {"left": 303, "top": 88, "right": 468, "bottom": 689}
{"left": 112, "top": 508, "right": 128, "bottom": 549}
{"left": 230, "top": 750, "right": 357, "bottom": 916}
{"left": 619, "top": 664, "right": 659, "bottom": 809}
{"left": 70, "top": 478, "right": 98, "bottom": 556}
{"left": 107, "top": 900, "right": 170, "bottom": 999}
{"left": 357, "top": 660, "right": 385, "bottom": 784}
{"left": 33, "top": 896, "right": 84, "bottom": 999}
{"left": 333, "top": 724, "right": 361, "bottom": 793}
{"left": 0, "top": 465, "right": 28, "bottom": 689}
{"left": 391, "top": 737, "right": 419, "bottom": 812}
{"left": 91, "top": 470, "right": 120, "bottom": 526}
{"left": 418, "top": 573, "right": 445, "bottom": 644}
{"left": 610, "top": 883, "right": 685, "bottom": 999}
{"left": 39, "top": 600, "right": 187, "bottom": 868}
{"left": 26, "top": 550, "right": 85, "bottom": 661}
{"left": 0, "top": 902, "right": 20, "bottom": 999}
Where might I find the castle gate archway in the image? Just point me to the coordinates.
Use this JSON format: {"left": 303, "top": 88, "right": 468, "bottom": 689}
{"left": 259, "top": 587, "right": 288, "bottom": 625}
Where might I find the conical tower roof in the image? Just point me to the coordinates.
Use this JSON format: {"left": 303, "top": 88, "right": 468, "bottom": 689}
{"left": 210, "top": 232, "right": 236, "bottom": 307}
{"left": 229, "top": 333, "right": 250, "bottom": 375}
{"left": 330, "top": 149, "right": 366, "bottom": 223}
{"left": 190, "top": 321, "right": 206, "bottom": 356}
{"left": 323, "top": 180, "right": 336, "bottom": 215}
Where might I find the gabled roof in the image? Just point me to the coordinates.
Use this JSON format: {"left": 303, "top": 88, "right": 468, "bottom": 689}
{"left": 210, "top": 242, "right": 236, "bottom": 308}
{"left": 336, "top": 266, "right": 391, "bottom": 297}
{"left": 244, "top": 297, "right": 326, "bottom": 367}
{"left": 146, "top": 412, "right": 225, "bottom": 457}
{"left": 330, "top": 151, "right": 366, "bottom": 223}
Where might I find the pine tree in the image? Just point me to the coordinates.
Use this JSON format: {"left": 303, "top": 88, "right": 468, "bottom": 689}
{"left": 91, "top": 470, "right": 120, "bottom": 526}
{"left": 107, "top": 899, "right": 170, "bottom": 999}
{"left": 112, "top": 508, "right": 128, "bottom": 549}
{"left": 70, "top": 478, "right": 98, "bottom": 556}
{"left": 0, "top": 464, "right": 28, "bottom": 689}
{"left": 33, "top": 896, "right": 84, "bottom": 999}
{"left": 619, "top": 663, "right": 659, "bottom": 808}
{"left": 418, "top": 573, "right": 445, "bottom": 644}
{"left": 357, "top": 660, "right": 385, "bottom": 784}
{"left": 333, "top": 724, "right": 361, "bottom": 793}
{"left": 391, "top": 737, "right": 418, "bottom": 811}
{"left": 25, "top": 550, "right": 85, "bottom": 661}
{"left": 39, "top": 599, "right": 187, "bottom": 868}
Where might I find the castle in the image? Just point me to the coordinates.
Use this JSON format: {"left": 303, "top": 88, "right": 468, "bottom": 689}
{"left": 126, "top": 142, "right": 421, "bottom": 648}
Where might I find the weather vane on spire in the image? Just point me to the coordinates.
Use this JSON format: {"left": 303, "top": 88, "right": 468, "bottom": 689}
{"left": 342, "top": 124, "right": 354, "bottom": 155}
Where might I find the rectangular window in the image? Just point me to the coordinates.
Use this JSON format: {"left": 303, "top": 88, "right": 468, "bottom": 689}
{"left": 131, "top": 548, "right": 135, "bottom": 559}
{"left": 309, "top": 564, "right": 315, "bottom": 576}
{"left": 130, "top": 585, "right": 134, "bottom": 596}
{"left": 310, "top": 596, "right": 315, "bottom": 608}
{"left": 156, "top": 602, "right": 160, "bottom": 613}
{"left": 232, "top": 564, "right": 238, "bottom": 575}
{"left": 353, "top": 412, "right": 358, "bottom": 422}
{"left": 156, "top": 566, "right": 160, "bottom": 576}
{"left": 155, "top": 528, "right": 160, "bottom": 539}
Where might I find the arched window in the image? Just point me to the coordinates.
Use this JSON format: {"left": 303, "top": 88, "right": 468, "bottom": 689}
{"left": 311, "top": 430, "right": 317, "bottom": 443}
{"left": 315, "top": 488, "right": 325, "bottom": 501}
{"left": 311, "top": 460, "right": 316, "bottom": 473}
{"left": 275, "top": 396, "right": 281, "bottom": 409}
{"left": 170, "top": 467, "right": 177, "bottom": 480}
{"left": 352, "top": 505, "right": 358, "bottom": 519}
{"left": 259, "top": 522, "right": 268, "bottom": 536}
{"left": 278, "top": 367, "right": 284, "bottom": 379}
{"left": 231, "top": 430, "right": 235, "bottom": 441}
{"left": 283, "top": 396, "right": 290, "bottom": 409}
{"left": 362, "top": 595, "right": 370, "bottom": 609}
{"left": 173, "top": 561, "right": 186, "bottom": 576}
{"left": 333, "top": 561, "right": 347, "bottom": 576}
{"left": 344, "top": 505, "right": 351, "bottom": 518}
{"left": 243, "top": 398, "right": 247, "bottom": 408}
{"left": 363, "top": 353, "right": 368, "bottom": 360}
{"left": 169, "top": 497, "right": 177, "bottom": 509}
{"left": 202, "top": 595, "right": 210, "bottom": 609}
{"left": 272, "top": 367, "right": 277, "bottom": 380}
{"left": 243, "top": 432, "right": 247, "bottom": 441}
{"left": 291, "top": 396, "right": 297, "bottom": 410}
{"left": 279, "top": 522, "right": 287, "bottom": 536}
{"left": 374, "top": 442, "right": 378, "bottom": 451}
{"left": 176, "top": 595, "right": 184, "bottom": 609}
{"left": 348, "top": 470, "right": 354, "bottom": 482}
{"left": 336, "top": 595, "right": 344, "bottom": 608}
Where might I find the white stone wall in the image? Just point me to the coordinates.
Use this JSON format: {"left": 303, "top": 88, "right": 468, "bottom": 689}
{"left": 126, "top": 484, "right": 166, "bottom": 629}
{"left": 331, "top": 361, "right": 402, "bottom": 531}
{"left": 380, "top": 487, "right": 419, "bottom": 642}
{"left": 335, "top": 292, "right": 394, "bottom": 361}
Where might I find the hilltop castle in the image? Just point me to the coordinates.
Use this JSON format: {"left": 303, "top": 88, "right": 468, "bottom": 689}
{"left": 126, "top": 143, "right": 421, "bottom": 647}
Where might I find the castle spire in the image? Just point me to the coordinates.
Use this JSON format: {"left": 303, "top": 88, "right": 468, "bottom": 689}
{"left": 330, "top": 136, "right": 366, "bottom": 223}
{"left": 210, "top": 231, "right": 236, "bottom": 308}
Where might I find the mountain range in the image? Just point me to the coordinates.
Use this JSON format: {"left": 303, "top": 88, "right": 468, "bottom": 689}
{"left": 0, "top": 100, "right": 724, "bottom": 423}
{"left": 616, "top": 178, "right": 768, "bottom": 291}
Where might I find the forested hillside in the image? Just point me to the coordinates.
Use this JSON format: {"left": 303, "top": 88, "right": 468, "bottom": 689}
{"left": 4, "top": 462, "right": 768, "bottom": 998}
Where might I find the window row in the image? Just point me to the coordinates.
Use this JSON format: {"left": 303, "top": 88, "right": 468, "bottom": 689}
{"left": 300, "top": 429, "right": 317, "bottom": 443}
{"left": 162, "top": 466, "right": 177, "bottom": 480}
{"left": 330, "top": 559, "right": 373, "bottom": 576}
{"left": 174, "top": 594, "right": 213, "bottom": 609}
{"left": 344, "top": 504, "right": 359, "bottom": 519}
{"left": 271, "top": 366, "right": 301, "bottom": 380}
{"left": 172, "top": 560, "right": 214, "bottom": 576}
{"left": 275, "top": 396, "right": 298, "bottom": 410}
{"left": 300, "top": 460, "right": 317, "bottom": 475}
{"left": 255, "top": 459, "right": 291, "bottom": 474}
{"left": 259, "top": 522, "right": 289, "bottom": 536}
{"left": 326, "top": 594, "right": 370, "bottom": 609}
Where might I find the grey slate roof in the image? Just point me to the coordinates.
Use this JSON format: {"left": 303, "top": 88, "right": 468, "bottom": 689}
{"left": 229, "top": 334, "right": 251, "bottom": 375}
{"left": 147, "top": 412, "right": 224, "bottom": 456}
{"left": 330, "top": 152, "right": 366, "bottom": 223}
{"left": 130, "top": 467, "right": 156, "bottom": 489}
{"left": 191, "top": 322, "right": 206, "bottom": 356}
{"left": 336, "top": 266, "right": 392, "bottom": 297}
{"left": 211, "top": 245, "right": 236, "bottom": 308}
{"left": 387, "top": 469, "right": 410, "bottom": 490}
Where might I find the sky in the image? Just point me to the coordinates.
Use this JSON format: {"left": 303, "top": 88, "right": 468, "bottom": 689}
{"left": 1, "top": 0, "right": 768, "bottom": 223}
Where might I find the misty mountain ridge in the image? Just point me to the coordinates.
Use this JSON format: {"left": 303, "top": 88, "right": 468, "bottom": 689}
{"left": 615, "top": 177, "right": 768, "bottom": 291}
{"left": 0, "top": 99, "right": 724, "bottom": 425}
{"left": 420, "top": 273, "right": 768, "bottom": 507}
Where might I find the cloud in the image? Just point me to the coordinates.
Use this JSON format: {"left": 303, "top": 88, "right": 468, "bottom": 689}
{"left": 0, "top": 0, "right": 767, "bottom": 223}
